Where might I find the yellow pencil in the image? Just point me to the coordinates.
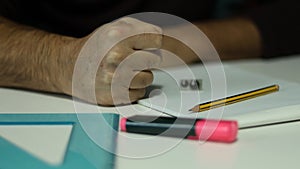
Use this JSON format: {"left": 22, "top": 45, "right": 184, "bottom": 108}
{"left": 189, "top": 84, "right": 280, "bottom": 112}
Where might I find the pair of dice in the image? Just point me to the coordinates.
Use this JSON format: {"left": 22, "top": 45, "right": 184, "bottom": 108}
{"left": 179, "top": 79, "right": 202, "bottom": 90}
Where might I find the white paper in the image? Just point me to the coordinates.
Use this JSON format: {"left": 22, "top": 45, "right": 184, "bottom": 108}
{"left": 138, "top": 63, "right": 300, "bottom": 127}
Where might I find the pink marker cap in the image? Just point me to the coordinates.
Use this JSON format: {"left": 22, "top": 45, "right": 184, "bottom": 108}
{"left": 193, "top": 120, "right": 238, "bottom": 143}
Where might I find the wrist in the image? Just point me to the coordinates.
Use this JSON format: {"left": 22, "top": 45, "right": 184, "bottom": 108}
{"left": 53, "top": 35, "right": 88, "bottom": 95}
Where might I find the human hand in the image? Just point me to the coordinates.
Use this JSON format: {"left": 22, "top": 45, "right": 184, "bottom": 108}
{"left": 70, "top": 17, "right": 163, "bottom": 106}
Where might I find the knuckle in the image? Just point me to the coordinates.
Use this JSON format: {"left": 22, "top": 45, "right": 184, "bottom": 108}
{"left": 151, "top": 25, "right": 162, "bottom": 34}
{"left": 105, "top": 50, "right": 121, "bottom": 64}
{"left": 102, "top": 73, "right": 113, "bottom": 84}
{"left": 117, "top": 17, "right": 134, "bottom": 23}
{"left": 107, "top": 27, "right": 122, "bottom": 38}
{"left": 106, "top": 19, "right": 132, "bottom": 38}
{"left": 103, "top": 47, "right": 124, "bottom": 65}
{"left": 97, "top": 71, "right": 113, "bottom": 85}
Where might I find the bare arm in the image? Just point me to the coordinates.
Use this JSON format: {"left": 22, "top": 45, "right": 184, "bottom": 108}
{"left": 0, "top": 16, "right": 83, "bottom": 94}
{"left": 0, "top": 16, "right": 162, "bottom": 105}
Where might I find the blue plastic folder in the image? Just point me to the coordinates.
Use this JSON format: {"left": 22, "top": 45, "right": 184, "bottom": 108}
{"left": 0, "top": 113, "right": 119, "bottom": 169}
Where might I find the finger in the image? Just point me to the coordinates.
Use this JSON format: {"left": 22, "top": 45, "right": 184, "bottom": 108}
{"left": 118, "top": 50, "right": 161, "bottom": 71}
{"left": 130, "top": 71, "right": 153, "bottom": 89}
{"left": 104, "top": 39, "right": 162, "bottom": 66}
{"left": 109, "top": 50, "right": 160, "bottom": 89}
{"left": 96, "top": 70, "right": 114, "bottom": 85}
{"left": 126, "top": 33, "right": 163, "bottom": 50}
{"left": 128, "top": 88, "right": 146, "bottom": 103}
{"left": 108, "top": 88, "right": 146, "bottom": 105}
{"left": 103, "top": 45, "right": 134, "bottom": 69}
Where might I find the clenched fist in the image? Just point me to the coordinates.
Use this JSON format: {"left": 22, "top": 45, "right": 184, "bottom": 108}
{"left": 70, "top": 17, "right": 163, "bottom": 106}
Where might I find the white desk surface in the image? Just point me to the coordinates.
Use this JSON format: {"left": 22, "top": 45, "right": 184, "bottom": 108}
{"left": 1, "top": 55, "right": 300, "bottom": 169}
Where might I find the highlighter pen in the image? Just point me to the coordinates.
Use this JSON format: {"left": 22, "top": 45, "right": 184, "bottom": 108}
{"left": 120, "top": 115, "right": 238, "bottom": 143}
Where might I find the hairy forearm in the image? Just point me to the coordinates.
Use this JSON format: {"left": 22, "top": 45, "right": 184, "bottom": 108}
{"left": 195, "top": 18, "right": 262, "bottom": 60}
{"left": 0, "top": 16, "right": 84, "bottom": 93}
